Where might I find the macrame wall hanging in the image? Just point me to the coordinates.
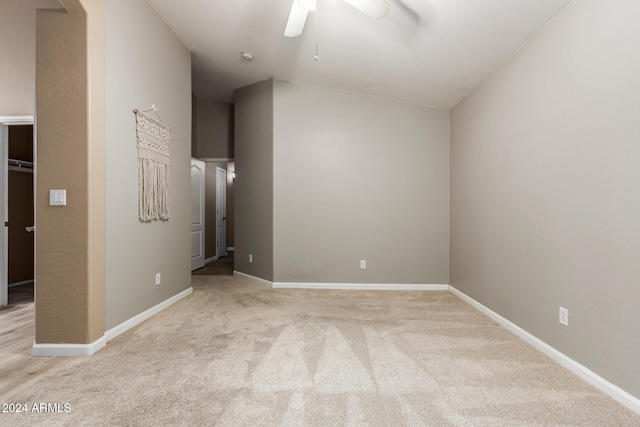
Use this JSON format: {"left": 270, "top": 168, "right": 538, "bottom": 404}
{"left": 134, "top": 107, "right": 171, "bottom": 222}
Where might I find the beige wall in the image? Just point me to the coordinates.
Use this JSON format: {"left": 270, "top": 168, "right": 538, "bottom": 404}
{"left": 451, "top": 0, "right": 640, "bottom": 399}
{"left": 193, "top": 97, "right": 234, "bottom": 159}
{"left": 105, "top": 0, "right": 191, "bottom": 329}
{"left": 0, "top": 0, "right": 62, "bottom": 116}
{"left": 234, "top": 80, "right": 274, "bottom": 280}
{"left": 272, "top": 80, "right": 449, "bottom": 284}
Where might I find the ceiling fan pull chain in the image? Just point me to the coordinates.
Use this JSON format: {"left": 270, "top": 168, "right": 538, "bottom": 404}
{"left": 314, "top": 0, "right": 319, "bottom": 61}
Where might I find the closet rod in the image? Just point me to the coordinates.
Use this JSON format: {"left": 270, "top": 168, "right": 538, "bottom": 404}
{"left": 8, "top": 158, "right": 33, "bottom": 169}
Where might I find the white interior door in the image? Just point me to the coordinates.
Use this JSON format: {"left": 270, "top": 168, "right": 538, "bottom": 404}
{"left": 190, "top": 158, "right": 205, "bottom": 271}
{"left": 215, "top": 167, "right": 227, "bottom": 259}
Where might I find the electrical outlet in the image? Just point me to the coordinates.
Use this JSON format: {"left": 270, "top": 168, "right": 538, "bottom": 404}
{"left": 249, "top": 254, "right": 253, "bottom": 263}
{"left": 360, "top": 260, "right": 367, "bottom": 269}
{"left": 155, "top": 273, "right": 161, "bottom": 286}
{"left": 559, "top": 307, "right": 568, "bottom": 326}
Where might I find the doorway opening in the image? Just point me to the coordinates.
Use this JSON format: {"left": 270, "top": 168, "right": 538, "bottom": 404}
{"left": 1, "top": 117, "right": 35, "bottom": 309}
{"left": 191, "top": 160, "right": 234, "bottom": 276}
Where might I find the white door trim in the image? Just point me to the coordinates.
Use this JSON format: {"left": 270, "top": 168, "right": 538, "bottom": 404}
{"left": 0, "top": 116, "right": 34, "bottom": 307}
{"left": 215, "top": 167, "right": 227, "bottom": 259}
{"left": 190, "top": 158, "right": 205, "bottom": 271}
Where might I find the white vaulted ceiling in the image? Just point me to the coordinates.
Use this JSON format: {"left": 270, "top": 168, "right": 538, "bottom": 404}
{"left": 146, "top": 0, "right": 573, "bottom": 109}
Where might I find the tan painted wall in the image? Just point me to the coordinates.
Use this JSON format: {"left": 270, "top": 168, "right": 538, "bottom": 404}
{"left": 104, "top": 0, "right": 191, "bottom": 329}
{"left": 272, "top": 80, "right": 450, "bottom": 284}
{"left": 35, "top": 7, "right": 95, "bottom": 343}
{"left": 0, "top": 0, "right": 61, "bottom": 116}
{"left": 450, "top": 0, "right": 640, "bottom": 399}
{"left": 234, "top": 80, "right": 274, "bottom": 280}
{"left": 34, "top": 0, "right": 105, "bottom": 345}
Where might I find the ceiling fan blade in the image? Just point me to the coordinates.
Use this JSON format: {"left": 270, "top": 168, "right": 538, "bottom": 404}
{"left": 284, "top": 0, "right": 309, "bottom": 38}
{"left": 342, "top": 0, "right": 390, "bottom": 19}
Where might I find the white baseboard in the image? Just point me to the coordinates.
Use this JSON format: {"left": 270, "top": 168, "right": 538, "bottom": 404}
{"left": 32, "top": 337, "right": 107, "bottom": 357}
{"left": 104, "top": 287, "right": 193, "bottom": 341}
{"left": 273, "top": 282, "right": 448, "bottom": 291}
{"left": 449, "top": 286, "right": 640, "bottom": 415}
{"left": 32, "top": 287, "right": 193, "bottom": 357}
{"left": 233, "top": 271, "right": 273, "bottom": 287}
{"left": 232, "top": 271, "right": 447, "bottom": 291}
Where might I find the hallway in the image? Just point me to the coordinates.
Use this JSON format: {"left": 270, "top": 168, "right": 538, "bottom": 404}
{"left": 192, "top": 252, "right": 234, "bottom": 276}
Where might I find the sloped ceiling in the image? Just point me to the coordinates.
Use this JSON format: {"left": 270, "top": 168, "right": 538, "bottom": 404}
{"left": 147, "top": 0, "right": 573, "bottom": 108}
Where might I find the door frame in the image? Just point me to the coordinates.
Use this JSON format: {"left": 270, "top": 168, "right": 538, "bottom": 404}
{"left": 190, "top": 158, "right": 205, "bottom": 271}
{"left": 215, "top": 167, "right": 228, "bottom": 259}
{"left": 0, "top": 116, "right": 34, "bottom": 307}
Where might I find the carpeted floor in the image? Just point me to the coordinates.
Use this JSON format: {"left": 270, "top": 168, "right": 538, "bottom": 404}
{"left": 3, "top": 274, "right": 639, "bottom": 426}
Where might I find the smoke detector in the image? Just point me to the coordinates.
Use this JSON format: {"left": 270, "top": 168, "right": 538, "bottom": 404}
{"left": 241, "top": 52, "right": 254, "bottom": 62}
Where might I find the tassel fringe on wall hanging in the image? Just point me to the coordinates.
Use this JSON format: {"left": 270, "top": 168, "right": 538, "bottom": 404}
{"left": 134, "top": 108, "right": 171, "bottom": 222}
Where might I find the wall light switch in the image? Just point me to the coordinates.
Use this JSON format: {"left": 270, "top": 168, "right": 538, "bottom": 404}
{"left": 360, "top": 260, "right": 367, "bottom": 269}
{"left": 49, "top": 189, "right": 67, "bottom": 206}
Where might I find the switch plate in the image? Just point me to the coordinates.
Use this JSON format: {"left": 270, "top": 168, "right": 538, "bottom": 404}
{"left": 360, "top": 260, "right": 367, "bottom": 269}
{"left": 249, "top": 254, "right": 253, "bottom": 263}
{"left": 559, "top": 307, "right": 568, "bottom": 326}
{"left": 49, "top": 189, "right": 67, "bottom": 206}
{"left": 155, "top": 273, "right": 161, "bottom": 286}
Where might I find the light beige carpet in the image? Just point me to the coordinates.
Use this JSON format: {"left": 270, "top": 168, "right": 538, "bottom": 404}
{"left": 3, "top": 275, "right": 639, "bottom": 426}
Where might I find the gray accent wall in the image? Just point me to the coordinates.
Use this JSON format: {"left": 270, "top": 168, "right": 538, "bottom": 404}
{"left": 105, "top": 0, "right": 192, "bottom": 329}
{"left": 193, "top": 97, "right": 234, "bottom": 159}
{"left": 234, "top": 79, "right": 449, "bottom": 285}
{"left": 272, "top": 81, "right": 449, "bottom": 284}
{"left": 234, "top": 80, "right": 274, "bottom": 281}
{"left": 450, "top": 0, "right": 640, "bottom": 399}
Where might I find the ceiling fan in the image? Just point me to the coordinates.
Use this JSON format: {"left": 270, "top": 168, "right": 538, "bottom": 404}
{"left": 284, "top": 0, "right": 391, "bottom": 38}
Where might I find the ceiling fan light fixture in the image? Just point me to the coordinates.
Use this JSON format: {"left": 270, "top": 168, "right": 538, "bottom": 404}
{"left": 285, "top": 0, "right": 310, "bottom": 37}
{"left": 298, "top": 0, "right": 316, "bottom": 11}
{"left": 284, "top": 0, "right": 391, "bottom": 38}
{"left": 343, "top": 0, "right": 390, "bottom": 19}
